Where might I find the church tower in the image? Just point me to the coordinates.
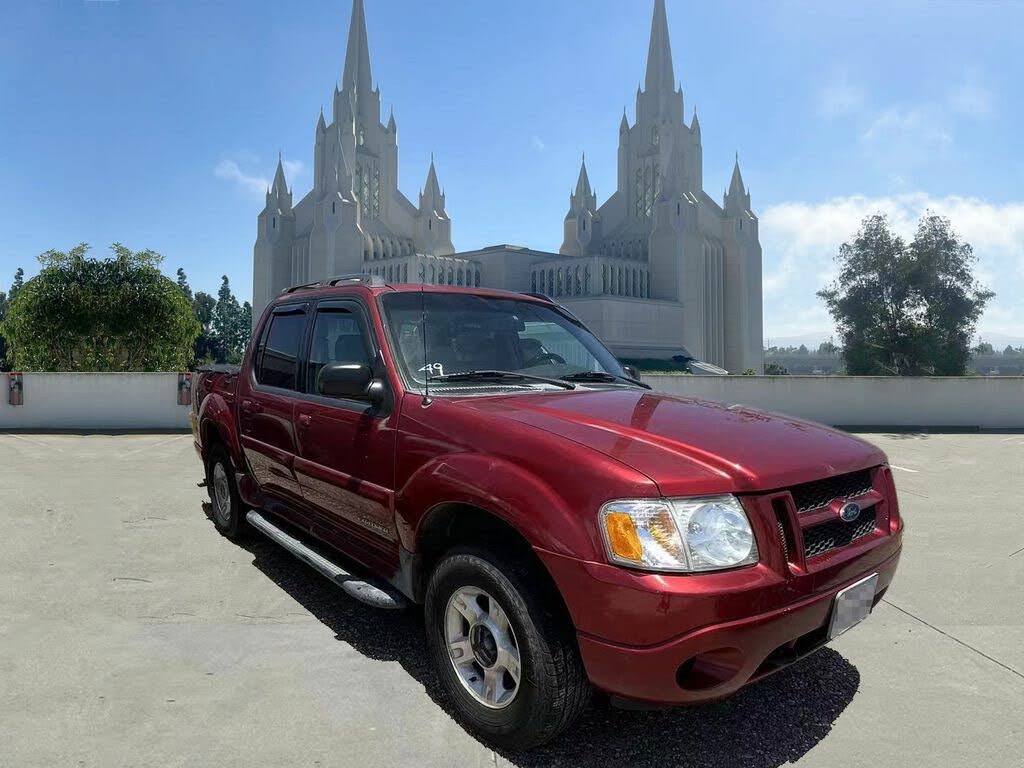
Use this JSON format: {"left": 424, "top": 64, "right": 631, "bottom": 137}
{"left": 721, "top": 156, "right": 763, "bottom": 372}
{"left": 545, "top": 0, "right": 762, "bottom": 371}
{"left": 560, "top": 155, "right": 599, "bottom": 256}
{"left": 253, "top": 156, "right": 295, "bottom": 317}
{"left": 253, "top": 0, "right": 456, "bottom": 325}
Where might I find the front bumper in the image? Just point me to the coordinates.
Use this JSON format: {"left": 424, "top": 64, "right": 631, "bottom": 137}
{"left": 537, "top": 531, "right": 902, "bottom": 705}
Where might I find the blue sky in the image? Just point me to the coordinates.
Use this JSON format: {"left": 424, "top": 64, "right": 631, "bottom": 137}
{"left": 2, "top": 0, "right": 1023, "bottom": 344}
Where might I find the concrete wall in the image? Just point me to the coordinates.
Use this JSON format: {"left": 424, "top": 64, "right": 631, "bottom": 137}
{"left": 0, "top": 374, "right": 190, "bottom": 431}
{"left": 643, "top": 375, "right": 1024, "bottom": 429}
{"left": 2, "top": 373, "right": 1022, "bottom": 431}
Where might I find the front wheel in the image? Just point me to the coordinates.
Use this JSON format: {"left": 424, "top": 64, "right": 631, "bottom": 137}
{"left": 424, "top": 548, "right": 590, "bottom": 749}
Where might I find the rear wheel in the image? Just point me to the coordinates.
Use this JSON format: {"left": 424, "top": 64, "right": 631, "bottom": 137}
{"left": 424, "top": 548, "right": 590, "bottom": 749}
{"left": 207, "top": 445, "right": 249, "bottom": 539}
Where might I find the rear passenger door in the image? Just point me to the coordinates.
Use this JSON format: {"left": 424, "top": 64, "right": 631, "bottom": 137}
{"left": 292, "top": 299, "right": 399, "bottom": 573}
{"left": 239, "top": 303, "right": 308, "bottom": 501}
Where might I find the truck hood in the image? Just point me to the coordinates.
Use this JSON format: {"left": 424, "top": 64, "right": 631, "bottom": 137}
{"left": 454, "top": 389, "right": 886, "bottom": 496}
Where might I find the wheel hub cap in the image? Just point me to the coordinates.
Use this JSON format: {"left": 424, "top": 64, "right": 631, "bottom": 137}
{"left": 212, "top": 462, "right": 231, "bottom": 525}
{"left": 444, "top": 586, "right": 522, "bottom": 709}
{"left": 470, "top": 623, "right": 499, "bottom": 668}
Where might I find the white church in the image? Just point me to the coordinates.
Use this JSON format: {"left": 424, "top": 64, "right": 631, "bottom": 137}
{"left": 254, "top": 0, "right": 763, "bottom": 372}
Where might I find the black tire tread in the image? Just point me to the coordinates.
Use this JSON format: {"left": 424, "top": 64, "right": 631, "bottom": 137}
{"left": 206, "top": 444, "right": 249, "bottom": 540}
{"left": 425, "top": 546, "right": 590, "bottom": 749}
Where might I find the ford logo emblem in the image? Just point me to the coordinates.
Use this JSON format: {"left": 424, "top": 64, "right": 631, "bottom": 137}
{"left": 840, "top": 502, "right": 861, "bottom": 522}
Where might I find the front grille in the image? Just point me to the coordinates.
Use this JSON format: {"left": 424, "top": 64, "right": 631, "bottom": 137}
{"left": 789, "top": 468, "right": 874, "bottom": 514}
{"left": 802, "top": 507, "right": 877, "bottom": 558}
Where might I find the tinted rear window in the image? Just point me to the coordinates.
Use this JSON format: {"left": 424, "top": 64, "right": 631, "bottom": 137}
{"left": 257, "top": 311, "right": 306, "bottom": 390}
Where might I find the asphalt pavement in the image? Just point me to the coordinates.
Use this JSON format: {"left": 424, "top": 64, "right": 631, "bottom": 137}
{"left": 1, "top": 432, "right": 1021, "bottom": 767}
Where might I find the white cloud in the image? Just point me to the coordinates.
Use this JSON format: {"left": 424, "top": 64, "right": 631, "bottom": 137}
{"left": 530, "top": 135, "right": 546, "bottom": 152}
{"left": 283, "top": 159, "right": 305, "bottom": 180}
{"left": 760, "top": 193, "right": 1024, "bottom": 341}
{"left": 215, "top": 159, "right": 267, "bottom": 197}
{"left": 860, "top": 107, "right": 952, "bottom": 151}
{"left": 817, "top": 75, "right": 865, "bottom": 118}
{"left": 214, "top": 156, "right": 306, "bottom": 198}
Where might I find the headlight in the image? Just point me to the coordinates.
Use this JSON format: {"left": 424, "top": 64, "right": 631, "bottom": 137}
{"left": 600, "top": 495, "right": 758, "bottom": 573}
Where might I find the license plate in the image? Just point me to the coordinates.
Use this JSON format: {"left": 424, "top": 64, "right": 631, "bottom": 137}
{"left": 828, "top": 573, "right": 878, "bottom": 640}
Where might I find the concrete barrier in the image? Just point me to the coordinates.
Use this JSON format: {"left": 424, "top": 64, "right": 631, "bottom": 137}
{"left": 0, "top": 373, "right": 190, "bottom": 431}
{"left": 642, "top": 375, "right": 1024, "bottom": 429}
{"left": 1, "top": 372, "right": 1021, "bottom": 431}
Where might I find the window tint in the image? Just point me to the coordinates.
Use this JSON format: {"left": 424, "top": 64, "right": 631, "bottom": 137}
{"left": 307, "top": 308, "right": 372, "bottom": 395}
{"left": 257, "top": 311, "right": 306, "bottom": 390}
{"left": 381, "top": 293, "right": 626, "bottom": 388}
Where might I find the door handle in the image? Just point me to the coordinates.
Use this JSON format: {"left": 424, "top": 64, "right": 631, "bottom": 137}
{"left": 297, "top": 414, "right": 313, "bottom": 430}
{"left": 241, "top": 399, "right": 263, "bottom": 414}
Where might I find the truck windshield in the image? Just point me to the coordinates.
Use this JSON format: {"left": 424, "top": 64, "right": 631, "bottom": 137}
{"left": 380, "top": 292, "right": 631, "bottom": 391}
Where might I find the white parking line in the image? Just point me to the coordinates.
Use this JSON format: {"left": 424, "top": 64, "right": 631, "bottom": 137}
{"left": 890, "top": 465, "right": 919, "bottom": 473}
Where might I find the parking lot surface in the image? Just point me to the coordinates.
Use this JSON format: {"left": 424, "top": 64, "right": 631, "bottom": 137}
{"left": 1, "top": 431, "right": 1021, "bottom": 767}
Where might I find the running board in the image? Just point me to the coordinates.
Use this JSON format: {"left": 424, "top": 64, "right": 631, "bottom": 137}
{"left": 245, "top": 511, "right": 406, "bottom": 610}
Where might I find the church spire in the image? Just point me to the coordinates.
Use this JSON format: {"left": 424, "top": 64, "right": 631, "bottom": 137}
{"left": 724, "top": 153, "right": 751, "bottom": 213}
{"left": 424, "top": 155, "right": 441, "bottom": 199}
{"left": 574, "top": 154, "right": 593, "bottom": 199}
{"left": 342, "top": 0, "right": 373, "bottom": 96}
{"left": 645, "top": 0, "right": 675, "bottom": 96}
{"left": 272, "top": 153, "right": 288, "bottom": 195}
{"left": 269, "top": 153, "right": 292, "bottom": 211}
{"left": 420, "top": 155, "right": 446, "bottom": 214}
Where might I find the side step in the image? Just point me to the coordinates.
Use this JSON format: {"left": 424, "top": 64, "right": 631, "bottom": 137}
{"left": 246, "top": 511, "right": 406, "bottom": 610}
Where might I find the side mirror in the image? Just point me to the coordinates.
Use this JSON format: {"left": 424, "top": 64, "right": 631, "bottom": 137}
{"left": 622, "top": 364, "right": 640, "bottom": 380}
{"left": 317, "top": 363, "right": 376, "bottom": 401}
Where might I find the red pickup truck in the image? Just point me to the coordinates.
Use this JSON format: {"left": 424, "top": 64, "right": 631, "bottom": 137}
{"left": 191, "top": 275, "right": 903, "bottom": 748}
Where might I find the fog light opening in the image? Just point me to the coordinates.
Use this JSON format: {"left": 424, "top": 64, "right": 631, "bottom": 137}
{"left": 675, "top": 647, "right": 745, "bottom": 691}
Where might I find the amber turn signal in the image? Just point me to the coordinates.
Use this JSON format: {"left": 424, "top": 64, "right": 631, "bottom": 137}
{"left": 604, "top": 511, "right": 643, "bottom": 562}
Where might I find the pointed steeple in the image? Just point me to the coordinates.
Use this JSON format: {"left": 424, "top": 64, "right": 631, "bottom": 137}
{"left": 690, "top": 107, "right": 700, "bottom": 137}
{"left": 728, "top": 154, "right": 745, "bottom": 196}
{"left": 574, "top": 154, "right": 593, "bottom": 199}
{"left": 269, "top": 153, "right": 292, "bottom": 211}
{"left": 387, "top": 106, "right": 396, "bottom": 133}
{"left": 420, "top": 155, "right": 446, "bottom": 215}
{"left": 342, "top": 0, "right": 373, "bottom": 96}
{"left": 724, "top": 153, "right": 752, "bottom": 213}
{"left": 317, "top": 107, "right": 327, "bottom": 133}
{"left": 272, "top": 153, "right": 288, "bottom": 194}
{"left": 620, "top": 108, "right": 630, "bottom": 134}
{"left": 424, "top": 156, "right": 441, "bottom": 199}
{"left": 564, "top": 153, "right": 598, "bottom": 225}
{"left": 645, "top": 0, "right": 675, "bottom": 95}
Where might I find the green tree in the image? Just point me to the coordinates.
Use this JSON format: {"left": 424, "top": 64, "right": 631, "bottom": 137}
{"left": 818, "top": 214, "right": 993, "bottom": 375}
{"left": 0, "top": 244, "right": 200, "bottom": 371}
{"left": 817, "top": 340, "right": 839, "bottom": 356}
{"left": 973, "top": 341, "right": 994, "bottom": 355}
{"left": 212, "top": 275, "right": 251, "bottom": 363}
{"left": 9, "top": 268, "right": 24, "bottom": 300}
{"left": 1004, "top": 345, "right": 1020, "bottom": 357}
{"left": 764, "top": 362, "right": 789, "bottom": 375}
{"left": 176, "top": 267, "right": 193, "bottom": 302}
{"left": 0, "top": 290, "right": 8, "bottom": 371}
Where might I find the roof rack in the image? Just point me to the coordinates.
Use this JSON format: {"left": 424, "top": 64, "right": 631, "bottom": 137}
{"left": 284, "top": 274, "right": 387, "bottom": 294}
{"left": 521, "top": 292, "right": 554, "bottom": 302}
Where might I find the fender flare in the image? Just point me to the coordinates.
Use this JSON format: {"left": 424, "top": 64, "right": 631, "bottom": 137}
{"left": 198, "top": 394, "right": 244, "bottom": 472}
{"left": 395, "top": 452, "right": 600, "bottom": 560}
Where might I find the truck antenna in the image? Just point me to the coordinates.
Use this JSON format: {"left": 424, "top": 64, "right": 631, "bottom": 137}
{"left": 420, "top": 286, "right": 432, "bottom": 406}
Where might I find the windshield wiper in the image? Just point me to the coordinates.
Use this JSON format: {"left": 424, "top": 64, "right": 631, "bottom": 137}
{"left": 428, "top": 370, "right": 576, "bottom": 390}
{"left": 559, "top": 371, "right": 652, "bottom": 389}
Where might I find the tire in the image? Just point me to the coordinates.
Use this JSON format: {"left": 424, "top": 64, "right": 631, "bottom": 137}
{"left": 206, "top": 445, "right": 249, "bottom": 540}
{"left": 424, "top": 547, "right": 590, "bottom": 749}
